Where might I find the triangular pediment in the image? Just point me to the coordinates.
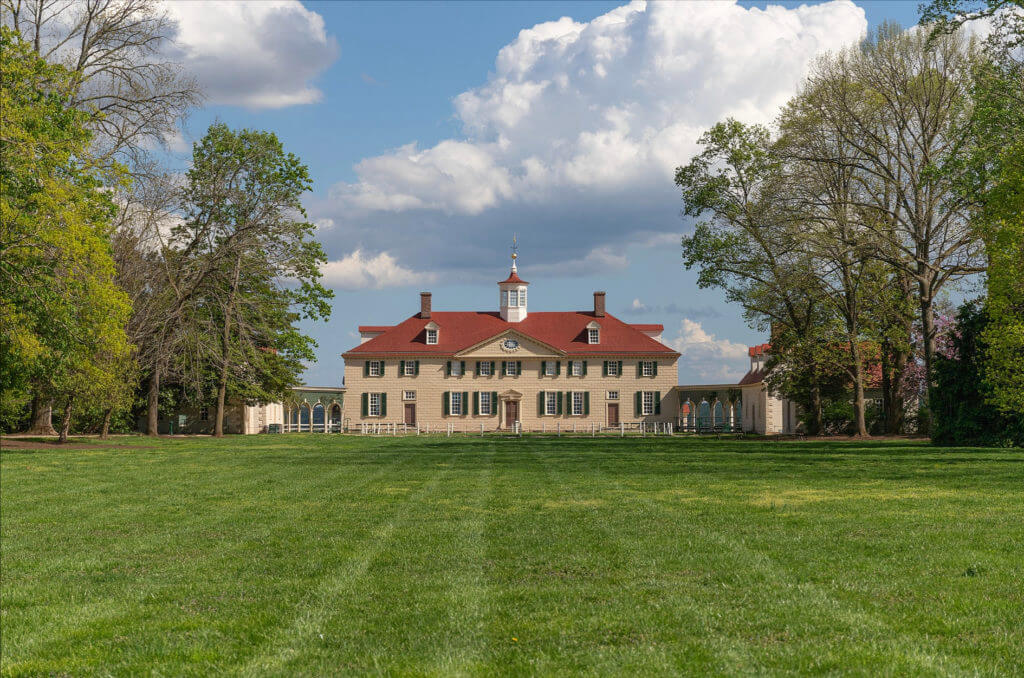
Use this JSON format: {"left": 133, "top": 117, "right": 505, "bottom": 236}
{"left": 456, "top": 328, "right": 565, "bottom": 358}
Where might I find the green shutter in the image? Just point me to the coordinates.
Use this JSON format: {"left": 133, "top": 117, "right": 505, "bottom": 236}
{"left": 654, "top": 391, "right": 661, "bottom": 415}
{"left": 637, "top": 361, "right": 643, "bottom": 377}
{"left": 461, "top": 361, "right": 466, "bottom": 375}
{"left": 379, "top": 361, "right": 384, "bottom": 376}
{"left": 541, "top": 360, "right": 547, "bottom": 376}
{"left": 602, "top": 361, "right": 608, "bottom": 377}
{"left": 538, "top": 391, "right": 545, "bottom": 415}
{"left": 490, "top": 361, "right": 495, "bottom": 374}
{"left": 556, "top": 361, "right": 561, "bottom": 376}
{"left": 567, "top": 391, "right": 573, "bottom": 415}
{"left": 414, "top": 360, "right": 420, "bottom": 375}
{"left": 617, "top": 361, "right": 623, "bottom": 376}
{"left": 582, "top": 360, "right": 588, "bottom": 376}
{"left": 443, "top": 392, "right": 449, "bottom": 416}
{"left": 380, "top": 393, "right": 387, "bottom": 417}
{"left": 446, "top": 361, "right": 452, "bottom": 376}
{"left": 361, "top": 392, "right": 368, "bottom": 417}
{"left": 501, "top": 361, "right": 507, "bottom": 376}
{"left": 364, "top": 361, "right": 369, "bottom": 377}
{"left": 516, "top": 361, "right": 522, "bottom": 375}
{"left": 474, "top": 391, "right": 480, "bottom": 415}
{"left": 653, "top": 362, "right": 658, "bottom": 376}
{"left": 635, "top": 391, "right": 642, "bottom": 417}
{"left": 476, "top": 361, "right": 481, "bottom": 375}
{"left": 557, "top": 391, "right": 563, "bottom": 415}
{"left": 491, "top": 392, "right": 498, "bottom": 415}
{"left": 462, "top": 392, "right": 469, "bottom": 416}
{"left": 584, "top": 391, "right": 590, "bottom": 415}
{"left": 400, "top": 360, "right": 405, "bottom": 376}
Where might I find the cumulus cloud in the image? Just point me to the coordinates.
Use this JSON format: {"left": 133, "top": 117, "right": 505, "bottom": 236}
{"left": 313, "top": 0, "right": 866, "bottom": 277}
{"left": 320, "top": 250, "right": 437, "bottom": 290}
{"left": 669, "top": 318, "right": 749, "bottom": 383}
{"left": 622, "top": 300, "right": 722, "bottom": 319}
{"left": 165, "top": 1, "right": 338, "bottom": 109}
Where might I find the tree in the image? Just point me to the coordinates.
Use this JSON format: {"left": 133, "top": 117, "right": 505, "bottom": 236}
{"left": 173, "top": 124, "right": 332, "bottom": 437}
{"left": 0, "top": 27, "right": 132, "bottom": 439}
{"left": 921, "top": 0, "right": 1024, "bottom": 417}
{"left": 675, "top": 119, "right": 831, "bottom": 432}
{"left": 794, "top": 24, "right": 986, "bottom": 421}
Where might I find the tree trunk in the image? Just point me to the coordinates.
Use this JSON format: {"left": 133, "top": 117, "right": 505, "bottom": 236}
{"left": 58, "top": 397, "right": 74, "bottom": 443}
{"left": 146, "top": 366, "right": 161, "bottom": 436}
{"left": 214, "top": 257, "right": 243, "bottom": 438}
{"left": 918, "top": 287, "right": 936, "bottom": 432}
{"left": 810, "top": 383, "right": 824, "bottom": 436}
{"left": 850, "top": 339, "right": 868, "bottom": 437}
{"left": 100, "top": 407, "right": 113, "bottom": 439}
{"left": 26, "top": 396, "right": 57, "bottom": 435}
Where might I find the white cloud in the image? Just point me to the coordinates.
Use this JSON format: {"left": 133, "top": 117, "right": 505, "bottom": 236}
{"left": 165, "top": 1, "right": 338, "bottom": 109}
{"left": 313, "top": 0, "right": 867, "bottom": 275}
{"left": 669, "top": 318, "right": 749, "bottom": 383}
{"left": 631, "top": 298, "right": 648, "bottom": 312}
{"left": 320, "top": 250, "right": 437, "bottom": 290}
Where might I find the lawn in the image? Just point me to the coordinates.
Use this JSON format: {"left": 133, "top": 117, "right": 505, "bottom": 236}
{"left": 2, "top": 435, "right": 1023, "bottom": 677}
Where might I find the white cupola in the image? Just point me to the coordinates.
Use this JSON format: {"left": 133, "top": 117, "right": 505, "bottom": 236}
{"left": 498, "top": 246, "right": 528, "bottom": 323}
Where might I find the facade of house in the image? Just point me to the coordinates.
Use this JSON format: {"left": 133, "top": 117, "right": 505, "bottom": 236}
{"left": 343, "top": 256, "right": 680, "bottom": 430}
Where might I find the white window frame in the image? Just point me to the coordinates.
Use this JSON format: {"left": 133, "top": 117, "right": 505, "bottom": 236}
{"left": 607, "top": 361, "right": 619, "bottom": 376}
{"left": 450, "top": 391, "right": 463, "bottom": 415}
{"left": 368, "top": 360, "right": 382, "bottom": 377}
{"left": 545, "top": 392, "right": 557, "bottom": 416}
{"left": 588, "top": 328, "right": 599, "bottom": 344}
{"left": 369, "top": 392, "right": 382, "bottom": 416}
{"left": 519, "top": 288, "right": 526, "bottom": 307}
{"left": 642, "top": 391, "right": 655, "bottom": 416}
{"left": 571, "top": 391, "right": 583, "bottom": 416}
{"left": 504, "top": 361, "right": 517, "bottom": 376}
{"left": 426, "top": 328, "right": 438, "bottom": 345}
{"left": 571, "top": 360, "right": 583, "bottom": 376}
{"left": 607, "top": 391, "right": 619, "bottom": 400}
{"left": 403, "top": 361, "right": 416, "bottom": 376}
{"left": 403, "top": 390, "right": 416, "bottom": 401}
{"left": 450, "top": 361, "right": 463, "bottom": 377}
{"left": 508, "top": 290, "right": 518, "bottom": 307}
{"left": 641, "top": 361, "right": 655, "bottom": 377}
{"left": 479, "top": 361, "right": 492, "bottom": 376}
{"left": 544, "top": 361, "right": 555, "bottom": 376}
{"left": 480, "top": 392, "right": 491, "bottom": 414}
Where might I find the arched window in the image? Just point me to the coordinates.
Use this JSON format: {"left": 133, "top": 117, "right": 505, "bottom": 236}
{"left": 289, "top": 407, "right": 299, "bottom": 430}
{"left": 713, "top": 401, "right": 724, "bottom": 427}
{"left": 733, "top": 400, "right": 743, "bottom": 430}
{"left": 300, "top": 404, "right": 311, "bottom": 430}
{"left": 329, "top": 404, "right": 342, "bottom": 431}
{"left": 684, "top": 400, "right": 695, "bottom": 430}
{"left": 312, "top": 403, "right": 325, "bottom": 432}
{"left": 698, "top": 400, "right": 711, "bottom": 429}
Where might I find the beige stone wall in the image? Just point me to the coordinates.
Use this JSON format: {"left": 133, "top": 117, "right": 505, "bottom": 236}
{"left": 345, "top": 352, "right": 678, "bottom": 430}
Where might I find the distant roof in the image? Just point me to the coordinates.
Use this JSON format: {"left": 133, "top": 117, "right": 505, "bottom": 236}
{"left": 631, "top": 324, "right": 664, "bottom": 332}
{"left": 344, "top": 311, "right": 679, "bottom": 357}
{"left": 358, "top": 326, "right": 392, "bottom": 333}
{"left": 749, "top": 343, "right": 771, "bottom": 357}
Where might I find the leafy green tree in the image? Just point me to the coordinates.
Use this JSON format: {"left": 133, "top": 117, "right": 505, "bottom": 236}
{"left": 0, "top": 27, "right": 132, "bottom": 438}
{"left": 174, "top": 124, "right": 332, "bottom": 436}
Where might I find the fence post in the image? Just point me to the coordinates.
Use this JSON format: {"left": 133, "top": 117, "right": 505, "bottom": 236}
{"left": 557, "top": 422, "right": 561, "bottom": 437}
{"left": 620, "top": 422, "right": 625, "bottom": 437}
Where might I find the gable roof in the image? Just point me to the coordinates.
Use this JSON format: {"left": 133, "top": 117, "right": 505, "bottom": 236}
{"left": 343, "top": 311, "right": 679, "bottom": 357}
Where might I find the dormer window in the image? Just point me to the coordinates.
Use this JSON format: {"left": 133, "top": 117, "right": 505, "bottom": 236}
{"left": 425, "top": 321, "right": 439, "bottom": 345}
{"left": 588, "top": 328, "right": 599, "bottom": 344}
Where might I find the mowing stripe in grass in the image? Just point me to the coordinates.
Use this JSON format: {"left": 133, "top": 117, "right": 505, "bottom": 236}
{"left": 235, "top": 451, "right": 457, "bottom": 676}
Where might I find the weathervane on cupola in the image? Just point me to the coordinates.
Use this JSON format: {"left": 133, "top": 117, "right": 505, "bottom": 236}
{"left": 499, "top": 233, "right": 528, "bottom": 322}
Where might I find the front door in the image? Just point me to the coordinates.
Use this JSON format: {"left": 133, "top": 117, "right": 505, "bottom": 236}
{"left": 505, "top": 400, "right": 518, "bottom": 428}
{"left": 404, "top": 403, "right": 416, "bottom": 425}
{"left": 607, "top": 403, "right": 619, "bottom": 426}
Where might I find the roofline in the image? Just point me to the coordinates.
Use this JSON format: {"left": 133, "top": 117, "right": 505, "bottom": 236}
{"left": 676, "top": 383, "right": 748, "bottom": 390}
{"left": 291, "top": 385, "right": 346, "bottom": 391}
{"left": 342, "top": 350, "right": 680, "bottom": 359}
{"left": 453, "top": 328, "right": 567, "bottom": 357}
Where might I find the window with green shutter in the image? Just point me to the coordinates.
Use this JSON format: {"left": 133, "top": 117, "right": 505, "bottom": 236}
{"left": 462, "top": 391, "right": 469, "bottom": 415}
{"left": 443, "top": 391, "right": 450, "bottom": 416}
{"left": 473, "top": 391, "right": 480, "bottom": 415}
{"left": 361, "top": 392, "right": 368, "bottom": 416}
{"left": 538, "top": 391, "right": 545, "bottom": 415}
{"left": 584, "top": 391, "right": 590, "bottom": 415}
{"left": 491, "top": 391, "right": 498, "bottom": 415}
{"left": 380, "top": 393, "right": 387, "bottom": 417}
{"left": 634, "top": 391, "right": 642, "bottom": 417}
{"left": 654, "top": 391, "right": 661, "bottom": 415}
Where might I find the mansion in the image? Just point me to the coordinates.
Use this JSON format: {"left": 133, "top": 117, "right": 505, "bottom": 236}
{"left": 343, "top": 255, "right": 803, "bottom": 434}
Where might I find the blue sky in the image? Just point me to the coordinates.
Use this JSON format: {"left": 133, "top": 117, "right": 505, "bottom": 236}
{"left": 164, "top": 0, "right": 924, "bottom": 386}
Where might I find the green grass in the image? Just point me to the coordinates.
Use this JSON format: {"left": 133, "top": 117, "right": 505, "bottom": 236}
{"left": 2, "top": 435, "right": 1023, "bottom": 676}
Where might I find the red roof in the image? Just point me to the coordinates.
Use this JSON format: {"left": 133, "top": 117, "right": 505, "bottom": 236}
{"left": 498, "top": 269, "right": 528, "bottom": 285}
{"left": 344, "top": 311, "right": 678, "bottom": 357}
{"left": 358, "top": 325, "right": 392, "bottom": 333}
{"left": 631, "top": 324, "right": 664, "bottom": 333}
{"left": 738, "top": 368, "right": 766, "bottom": 386}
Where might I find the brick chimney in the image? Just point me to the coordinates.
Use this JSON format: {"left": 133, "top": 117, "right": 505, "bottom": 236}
{"left": 593, "top": 291, "right": 606, "bottom": 317}
{"left": 420, "top": 291, "right": 432, "bottom": 318}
